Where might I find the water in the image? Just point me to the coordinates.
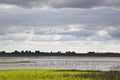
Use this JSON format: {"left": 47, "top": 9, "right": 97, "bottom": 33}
{"left": 0, "top": 57, "right": 120, "bottom": 71}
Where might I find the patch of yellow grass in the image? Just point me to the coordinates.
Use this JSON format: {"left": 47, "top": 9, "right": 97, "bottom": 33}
{"left": 0, "top": 69, "right": 119, "bottom": 80}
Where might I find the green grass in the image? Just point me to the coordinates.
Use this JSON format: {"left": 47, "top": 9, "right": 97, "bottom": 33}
{"left": 0, "top": 61, "right": 31, "bottom": 64}
{"left": 0, "top": 69, "right": 120, "bottom": 80}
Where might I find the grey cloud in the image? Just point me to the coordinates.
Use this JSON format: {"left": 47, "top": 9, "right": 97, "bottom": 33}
{"left": 0, "top": 34, "right": 27, "bottom": 41}
{"left": 109, "top": 27, "right": 120, "bottom": 38}
{"left": 0, "top": 0, "right": 47, "bottom": 8}
{"left": 0, "top": 7, "right": 120, "bottom": 41}
{"left": 49, "top": 0, "right": 101, "bottom": 8}
{"left": 34, "top": 28, "right": 94, "bottom": 40}
{"left": 0, "top": 0, "right": 120, "bottom": 9}
{"left": 57, "top": 30, "right": 94, "bottom": 37}
{"left": 0, "top": 8, "right": 120, "bottom": 28}
{"left": 22, "top": 25, "right": 118, "bottom": 41}
{"left": 0, "top": 24, "right": 119, "bottom": 42}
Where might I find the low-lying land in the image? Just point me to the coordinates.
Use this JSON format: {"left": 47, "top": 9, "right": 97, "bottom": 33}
{"left": 0, "top": 61, "right": 31, "bottom": 64}
{"left": 0, "top": 69, "right": 119, "bottom": 80}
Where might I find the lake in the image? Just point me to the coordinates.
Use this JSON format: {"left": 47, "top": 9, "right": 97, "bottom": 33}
{"left": 0, "top": 57, "right": 120, "bottom": 71}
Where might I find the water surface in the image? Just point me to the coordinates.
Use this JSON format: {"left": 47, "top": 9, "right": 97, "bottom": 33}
{"left": 0, "top": 57, "right": 120, "bottom": 71}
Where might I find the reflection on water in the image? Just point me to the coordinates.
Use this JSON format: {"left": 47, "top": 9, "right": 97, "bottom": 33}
{"left": 0, "top": 57, "right": 120, "bottom": 71}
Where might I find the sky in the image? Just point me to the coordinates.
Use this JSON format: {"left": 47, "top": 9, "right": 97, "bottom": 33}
{"left": 0, "top": 0, "right": 120, "bottom": 53}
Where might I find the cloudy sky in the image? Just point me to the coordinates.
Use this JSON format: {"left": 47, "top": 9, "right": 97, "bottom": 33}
{"left": 0, "top": 0, "right": 120, "bottom": 53}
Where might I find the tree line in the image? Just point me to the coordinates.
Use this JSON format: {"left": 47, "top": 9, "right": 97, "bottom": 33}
{"left": 0, "top": 50, "right": 120, "bottom": 57}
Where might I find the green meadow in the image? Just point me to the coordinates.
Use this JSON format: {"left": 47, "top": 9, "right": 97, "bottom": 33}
{"left": 0, "top": 69, "right": 120, "bottom": 80}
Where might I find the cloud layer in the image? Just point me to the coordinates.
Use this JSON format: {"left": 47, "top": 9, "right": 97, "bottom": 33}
{"left": 0, "top": 0, "right": 120, "bottom": 9}
{"left": 0, "top": 0, "right": 120, "bottom": 52}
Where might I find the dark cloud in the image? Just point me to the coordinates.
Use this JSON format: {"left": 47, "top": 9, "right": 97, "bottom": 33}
{"left": 0, "top": 0, "right": 120, "bottom": 9}
{"left": 109, "top": 27, "right": 120, "bottom": 38}
{"left": 0, "top": 0, "right": 47, "bottom": 8}
{"left": 49, "top": 0, "right": 101, "bottom": 8}
{"left": 0, "top": 8, "right": 120, "bottom": 27}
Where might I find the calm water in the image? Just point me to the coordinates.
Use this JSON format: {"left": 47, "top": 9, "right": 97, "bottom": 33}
{"left": 0, "top": 57, "right": 120, "bottom": 71}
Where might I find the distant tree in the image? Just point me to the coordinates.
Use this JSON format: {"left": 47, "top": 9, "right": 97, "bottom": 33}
{"left": 25, "top": 50, "right": 29, "bottom": 53}
{"left": 21, "top": 50, "right": 24, "bottom": 53}
{"left": 66, "top": 51, "right": 71, "bottom": 54}
{"left": 35, "top": 50, "right": 40, "bottom": 54}
{"left": 28, "top": 51, "right": 32, "bottom": 54}
{"left": 65, "top": 51, "right": 76, "bottom": 55}
{"left": 71, "top": 51, "right": 76, "bottom": 54}
{"left": 1, "top": 51, "right": 6, "bottom": 54}
{"left": 57, "top": 51, "right": 61, "bottom": 54}
{"left": 87, "top": 52, "right": 96, "bottom": 55}
{"left": 50, "top": 51, "right": 53, "bottom": 54}
{"left": 13, "top": 50, "right": 20, "bottom": 53}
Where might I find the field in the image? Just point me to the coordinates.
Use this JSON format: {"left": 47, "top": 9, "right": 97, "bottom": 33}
{"left": 0, "top": 69, "right": 120, "bottom": 80}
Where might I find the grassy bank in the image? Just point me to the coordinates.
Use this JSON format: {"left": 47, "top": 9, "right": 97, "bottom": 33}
{"left": 0, "top": 69, "right": 120, "bottom": 80}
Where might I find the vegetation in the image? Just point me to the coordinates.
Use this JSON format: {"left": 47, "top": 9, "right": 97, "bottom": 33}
{"left": 0, "top": 61, "right": 31, "bottom": 64}
{"left": 0, "top": 69, "right": 120, "bottom": 80}
{"left": 0, "top": 50, "right": 120, "bottom": 57}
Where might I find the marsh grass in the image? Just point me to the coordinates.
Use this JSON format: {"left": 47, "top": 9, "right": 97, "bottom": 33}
{"left": 0, "top": 69, "right": 120, "bottom": 80}
{"left": 0, "top": 61, "right": 31, "bottom": 64}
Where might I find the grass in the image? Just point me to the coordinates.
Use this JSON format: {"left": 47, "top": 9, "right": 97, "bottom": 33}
{"left": 0, "top": 61, "right": 31, "bottom": 64}
{"left": 0, "top": 69, "right": 120, "bottom": 80}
